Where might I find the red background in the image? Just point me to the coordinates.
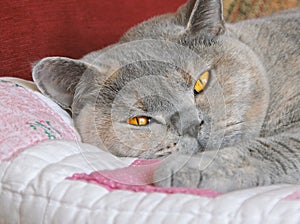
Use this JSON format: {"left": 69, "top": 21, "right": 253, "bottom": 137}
{"left": 0, "top": 0, "right": 186, "bottom": 80}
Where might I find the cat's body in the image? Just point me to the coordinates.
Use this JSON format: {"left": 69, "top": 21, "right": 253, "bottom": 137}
{"left": 33, "top": 0, "right": 300, "bottom": 192}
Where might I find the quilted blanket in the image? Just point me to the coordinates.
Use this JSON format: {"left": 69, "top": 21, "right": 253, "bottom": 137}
{"left": 1, "top": 79, "right": 300, "bottom": 223}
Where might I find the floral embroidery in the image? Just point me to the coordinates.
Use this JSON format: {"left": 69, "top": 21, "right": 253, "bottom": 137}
{"left": 14, "top": 83, "right": 24, "bottom": 88}
{"left": 28, "top": 120, "right": 62, "bottom": 140}
{"left": 0, "top": 80, "right": 23, "bottom": 88}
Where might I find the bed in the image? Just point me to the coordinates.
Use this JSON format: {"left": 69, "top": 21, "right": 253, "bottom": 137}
{"left": 1, "top": 78, "right": 300, "bottom": 223}
{"left": 1, "top": 0, "right": 300, "bottom": 223}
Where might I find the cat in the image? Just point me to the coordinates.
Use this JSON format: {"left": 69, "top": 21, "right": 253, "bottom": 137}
{"left": 32, "top": 0, "right": 300, "bottom": 192}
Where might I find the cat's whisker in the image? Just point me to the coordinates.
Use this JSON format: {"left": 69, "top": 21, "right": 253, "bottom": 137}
{"left": 225, "top": 121, "right": 244, "bottom": 128}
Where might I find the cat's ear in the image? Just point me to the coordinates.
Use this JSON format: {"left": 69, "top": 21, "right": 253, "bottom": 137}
{"left": 179, "top": 0, "right": 225, "bottom": 38}
{"left": 32, "top": 57, "right": 97, "bottom": 109}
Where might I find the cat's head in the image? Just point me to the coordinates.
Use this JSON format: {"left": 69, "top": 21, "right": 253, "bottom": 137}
{"left": 32, "top": 0, "right": 268, "bottom": 158}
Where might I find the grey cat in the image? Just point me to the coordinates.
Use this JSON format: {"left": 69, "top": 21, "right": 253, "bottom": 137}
{"left": 32, "top": 0, "right": 300, "bottom": 192}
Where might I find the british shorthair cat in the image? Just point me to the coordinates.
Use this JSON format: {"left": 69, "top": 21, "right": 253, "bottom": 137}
{"left": 32, "top": 0, "right": 300, "bottom": 192}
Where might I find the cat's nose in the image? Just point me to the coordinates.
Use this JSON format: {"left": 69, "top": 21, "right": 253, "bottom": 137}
{"left": 184, "top": 122, "right": 202, "bottom": 138}
{"left": 170, "top": 110, "right": 202, "bottom": 138}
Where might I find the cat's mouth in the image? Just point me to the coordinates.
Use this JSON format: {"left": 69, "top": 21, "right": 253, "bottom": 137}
{"left": 149, "top": 121, "right": 206, "bottom": 158}
{"left": 153, "top": 142, "right": 178, "bottom": 158}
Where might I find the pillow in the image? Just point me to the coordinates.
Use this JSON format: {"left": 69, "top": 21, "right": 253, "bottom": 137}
{"left": 0, "top": 78, "right": 80, "bottom": 161}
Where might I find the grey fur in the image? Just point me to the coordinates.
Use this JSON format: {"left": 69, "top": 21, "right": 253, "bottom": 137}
{"left": 32, "top": 0, "right": 300, "bottom": 192}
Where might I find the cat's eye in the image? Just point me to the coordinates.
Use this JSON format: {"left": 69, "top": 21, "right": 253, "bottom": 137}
{"left": 194, "top": 71, "right": 210, "bottom": 94}
{"left": 127, "top": 116, "right": 151, "bottom": 126}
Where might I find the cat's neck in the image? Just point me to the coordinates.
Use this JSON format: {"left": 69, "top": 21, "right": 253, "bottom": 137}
{"left": 227, "top": 10, "right": 299, "bottom": 70}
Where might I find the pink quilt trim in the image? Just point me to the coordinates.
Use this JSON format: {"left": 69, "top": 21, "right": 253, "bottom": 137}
{"left": 285, "top": 191, "right": 300, "bottom": 200}
{"left": 68, "top": 159, "right": 221, "bottom": 197}
{"left": 0, "top": 80, "right": 80, "bottom": 161}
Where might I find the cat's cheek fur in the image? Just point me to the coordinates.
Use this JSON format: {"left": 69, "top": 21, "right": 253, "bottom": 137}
{"left": 196, "top": 37, "right": 270, "bottom": 147}
{"left": 74, "top": 105, "right": 181, "bottom": 158}
{"left": 73, "top": 104, "right": 106, "bottom": 150}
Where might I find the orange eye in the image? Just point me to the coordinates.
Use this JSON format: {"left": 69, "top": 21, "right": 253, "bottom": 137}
{"left": 194, "top": 71, "right": 210, "bottom": 94}
{"left": 127, "top": 116, "right": 151, "bottom": 126}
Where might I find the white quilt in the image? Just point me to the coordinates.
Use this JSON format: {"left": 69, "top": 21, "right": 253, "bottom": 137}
{"left": 1, "top": 141, "right": 300, "bottom": 224}
{"left": 1, "top": 78, "right": 300, "bottom": 223}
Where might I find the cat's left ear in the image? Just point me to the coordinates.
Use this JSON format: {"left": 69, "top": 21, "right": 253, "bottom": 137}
{"left": 179, "top": 0, "right": 225, "bottom": 38}
{"left": 32, "top": 57, "right": 99, "bottom": 110}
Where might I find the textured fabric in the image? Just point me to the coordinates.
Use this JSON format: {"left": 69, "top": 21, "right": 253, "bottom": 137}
{"left": 1, "top": 140, "right": 300, "bottom": 223}
{"left": 0, "top": 79, "right": 80, "bottom": 161}
{"left": 1, "top": 0, "right": 299, "bottom": 81}
{"left": 0, "top": 0, "right": 185, "bottom": 80}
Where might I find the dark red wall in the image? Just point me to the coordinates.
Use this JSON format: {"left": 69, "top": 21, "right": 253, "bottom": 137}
{"left": 0, "top": 0, "right": 186, "bottom": 80}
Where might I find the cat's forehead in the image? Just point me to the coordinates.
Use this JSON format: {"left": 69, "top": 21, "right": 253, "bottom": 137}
{"left": 94, "top": 60, "right": 197, "bottom": 109}
{"left": 108, "top": 61, "right": 195, "bottom": 91}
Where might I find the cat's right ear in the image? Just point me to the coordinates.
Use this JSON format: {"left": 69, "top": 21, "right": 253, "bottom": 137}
{"left": 178, "top": 0, "right": 225, "bottom": 39}
{"left": 32, "top": 57, "right": 98, "bottom": 109}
